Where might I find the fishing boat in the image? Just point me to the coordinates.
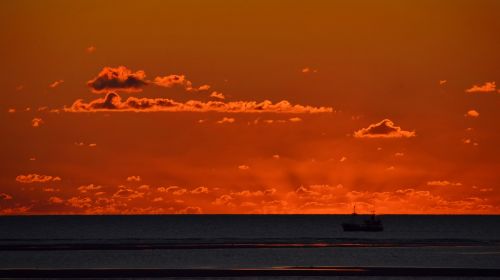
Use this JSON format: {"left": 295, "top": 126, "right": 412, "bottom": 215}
{"left": 342, "top": 206, "right": 383, "bottom": 232}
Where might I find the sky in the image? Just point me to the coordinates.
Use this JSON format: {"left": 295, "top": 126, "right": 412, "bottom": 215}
{"left": 1, "top": 0, "right": 499, "bottom": 214}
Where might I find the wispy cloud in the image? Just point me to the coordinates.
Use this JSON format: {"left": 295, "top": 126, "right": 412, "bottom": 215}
{"left": 66, "top": 92, "right": 333, "bottom": 113}
{"left": 49, "top": 80, "right": 64, "bottom": 88}
{"left": 16, "top": 174, "right": 61, "bottom": 183}
{"left": 153, "top": 75, "right": 210, "bottom": 92}
{"left": 465, "top": 81, "right": 496, "bottom": 93}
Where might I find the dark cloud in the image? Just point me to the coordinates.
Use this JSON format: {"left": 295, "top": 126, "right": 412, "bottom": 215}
{"left": 87, "top": 66, "right": 148, "bottom": 93}
{"left": 354, "top": 119, "right": 415, "bottom": 138}
{"left": 66, "top": 93, "right": 334, "bottom": 113}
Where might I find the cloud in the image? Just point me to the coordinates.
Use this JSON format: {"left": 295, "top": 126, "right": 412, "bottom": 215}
{"left": 238, "top": 164, "right": 250, "bottom": 170}
{"left": 16, "top": 174, "right": 61, "bottom": 183}
{"left": 78, "top": 184, "right": 102, "bottom": 193}
{"left": 87, "top": 66, "right": 148, "bottom": 93}
{"left": 86, "top": 46, "right": 96, "bottom": 53}
{"left": 217, "top": 117, "right": 235, "bottom": 124}
{"left": 210, "top": 91, "right": 225, "bottom": 100}
{"left": 232, "top": 188, "right": 276, "bottom": 197}
{"left": 301, "top": 67, "right": 317, "bottom": 73}
{"left": 439, "top": 80, "right": 447, "bottom": 85}
{"left": 0, "top": 193, "right": 13, "bottom": 200}
{"left": 112, "top": 186, "right": 145, "bottom": 199}
{"left": 465, "top": 81, "right": 496, "bottom": 93}
{"left": 1, "top": 206, "right": 30, "bottom": 215}
{"left": 465, "top": 109, "right": 479, "bottom": 118}
{"left": 66, "top": 92, "right": 333, "bottom": 113}
{"left": 153, "top": 75, "right": 210, "bottom": 92}
{"left": 177, "top": 206, "right": 203, "bottom": 214}
{"left": 31, "top": 118, "right": 43, "bottom": 127}
{"left": 67, "top": 197, "right": 92, "bottom": 208}
{"left": 427, "top": 180, "right": 462, "bottom": 187}
{"left": 48, "top": 196, "right": 64, "bottom": 204}
{"left": 8, "top": 108, "right": 15, "bottom": 113}
{"left": 157, "top": 186, "right": 179, "bottom": 193}
{"left": 126, "top": 175, "right": 141, "bottom": 182}
{"left": 212, "top": 194, "right": 234, "bottom": 206}
{"left": 289, "top": 117, "right": 302, "bottom": 122}
{"left": 354, "top": 119, "right": 416, "bottom": 138}
{"left": 49, "top": 80, "right": 64, "bottom": 88}
{"left": 191, "top": 186, "right": 209, "bottom": 194}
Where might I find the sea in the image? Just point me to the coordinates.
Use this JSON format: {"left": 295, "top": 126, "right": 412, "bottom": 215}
{"left": 0, "top": 215, "right": 499, "bottom": 279}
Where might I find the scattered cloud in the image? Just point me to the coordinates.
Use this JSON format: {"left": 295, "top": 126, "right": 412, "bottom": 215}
{"left": 87, "top": 66, "right": 148, "bottom": 93}
{"left": 0, "top": 193, "right": 13, "bottom": 200}
{"left": 48, "top": 196, "right": 64, "bottom": 204}
{"left": 78, "top": 184, "right": 102, "bottom": 193}
{"left": 126, "top": 176, "right": 141, "bottom": 182}
{"left": 16, "top": 174, "right": 61, "bottom": 183}
{"left": 217, "top": 117, "right": 235, "bottom": 124}
{"left": 301, "top": 67, "right": 317, "bottom": 73}
{"left": 339, "top": 156, "right": 347, "bottom": 162}
{"left": 427, "top": 180, "right": 462, "bottom": 187}
{"left": 238, "top": 164, "right": 250, "bottom": 170}
{"left": 31, "top": 117, "right": 43, "bottom": 127}
{"left": 86, "top": 45, "right": 96, "bottom": 53}
{"left": 465, "top": 109, "right": 479, "bottom": 118}
{"left": 394, "top": 152, "right": 405, "bottom": 157}
{"left": 112, "top": 186, "right": 145, "bottom": 200}
{"left": 7, "top": 108, "right": 15, "bottom": 113}
{"left": 289, "top": 117, "right": 302, "bottom": 122}
{"left": 177, "top": 206, "right": 203, "bottom": 214}
{"left": 153, "top": 75, "right": 209, "bottom": 92}
{"left": 191, "top": 186, "right": 209, "bottom": 194}
{"left": 210, "top": 91, "right": 225, "bottom": 100}
{"left": 354, "top": 119, "right": 415, "bottom": 138}
{"left": 66, "top": 92, "right": 333, "bottom": 113}
{"left": 462, "top": 138, "right": 479, "bottom": 146}
{"left": 67, "top": 197, "right": 92, "bottom": 208}
{"left": 465, "top": 81, "right": 496, "bottom": 93}
{"left": 439, "top": 80, "right": 447, "bottom": 85}
{"left": 49, "top": 80, "right": 64, "bottom": 88}
{"left": 212, "top": 194, "right": 234, "bottom": 206}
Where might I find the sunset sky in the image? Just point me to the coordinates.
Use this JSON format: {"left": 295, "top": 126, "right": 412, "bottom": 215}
{"left": 1, "top": 0, "right": 499, "bottom": 214}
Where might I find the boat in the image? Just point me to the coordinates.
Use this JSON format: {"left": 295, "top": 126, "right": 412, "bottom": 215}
{"left": 342, "top": 206, "right": 383, "bottom": 232}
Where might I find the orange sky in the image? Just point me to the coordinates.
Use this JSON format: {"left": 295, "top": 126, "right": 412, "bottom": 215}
{"left": 1, "top": 0, "right": 499, "bottom": 214}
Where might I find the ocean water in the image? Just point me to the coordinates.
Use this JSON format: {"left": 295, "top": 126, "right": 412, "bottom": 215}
{"left": 0, "top": 215, "right": 499, "bottom": 278}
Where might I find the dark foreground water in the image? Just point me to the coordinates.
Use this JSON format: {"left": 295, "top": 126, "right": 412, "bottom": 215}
{"left": 0, "top": 215, "right": 499, "bottom": 279}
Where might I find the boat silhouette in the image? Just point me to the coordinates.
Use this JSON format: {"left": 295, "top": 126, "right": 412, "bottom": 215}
{"left": 342, "top": 206, "right": 383, "bottom": 232}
